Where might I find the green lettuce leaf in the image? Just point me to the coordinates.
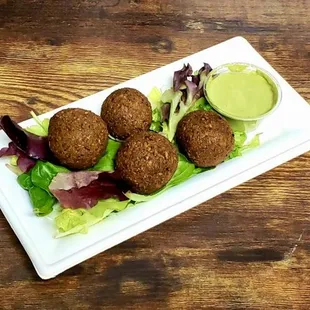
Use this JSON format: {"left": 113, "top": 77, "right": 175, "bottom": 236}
{"left": 240, "top": 133, "right": 261, "bottom": 152}
{"left": 229, "top": 132, "right": 260, "bottom": 159}
{"left": 167, "top": 154, "right": 195, "bottom": 187}
{"left": 25, "top": 111, "right": 50, "bottom": 137}
{"left": 54, "top": 199, "right": 129, "bottom": 238}
{"left": 91, "top": 139, "right": 121, "bottom": 171}
{"left": 188, "top": 97, "right": 212, "bottom": 113}
{"left": 227, "top": 119, "right": 258, "bottom": 132}
{"left": 161, "top": 89, "right": 184, "bottom": 141}
{"left": 18, "top": 161, "right": 69, "bottom": 216}
{"left": 148, "top": 87, "right": 163, "bottom": 110}
{"left": 150, "top": 108, "right": 162, "bottom": 132}
{"left": 193, "top": 166, "right": 215, "bottom": 174}
{"left": 17, "top": 172, "right": 33, "bottom": 190}
{"left": 29, "top": 186, "right": 56, "bottom": 216}
{"left": 126, "top": 154, "right": 195, "bottom": 202}
{"left": 18, "top": 169, "right": 56, "bottom": 216}
{"left": 148, "top": 87, "right": 164, "bottom": 133}
{"left": 31, "top": 161, "right": 69, "bottom": 192}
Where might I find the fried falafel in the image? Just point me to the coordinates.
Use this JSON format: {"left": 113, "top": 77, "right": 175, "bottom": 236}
{"left": 176, "top": 110, "right": 234, "bottom": 167}
{"left": 101, "top": 88, "right": 152, "bottom": 140}
{"left": 116, "top": 131, "right": 178, "bottom": 195}
{"left": 48, "top": 108, "right": 108, "bottom": 170}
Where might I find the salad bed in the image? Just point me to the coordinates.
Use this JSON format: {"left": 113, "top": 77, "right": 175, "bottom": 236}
{"left": 0, "top": 62, "right": 259, "bottom": 237}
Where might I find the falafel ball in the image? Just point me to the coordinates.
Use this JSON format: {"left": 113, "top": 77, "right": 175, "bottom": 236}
{"left": 48, "top": 108, "right": 108, "bottom": 170}
{"left": 101, "top": 87, "right": 152, "bottom": 140}
{"left": 176, "top": 110, "right": 234, "bottom": 167}
{"left": 116, "top": 131, "right": 178, "bottom": 195}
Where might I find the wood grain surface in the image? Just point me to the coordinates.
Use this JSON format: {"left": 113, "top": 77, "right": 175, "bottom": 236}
{"left": 0, "top": 1, "right": 309, "bottom": 309}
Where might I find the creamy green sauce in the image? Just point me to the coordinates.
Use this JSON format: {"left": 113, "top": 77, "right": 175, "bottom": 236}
{"left": 206, "top": 65, "right": 278, "bottom": 119}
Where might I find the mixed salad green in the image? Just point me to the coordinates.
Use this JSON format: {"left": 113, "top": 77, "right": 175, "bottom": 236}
{"left": 0, "top": 63, "right": 260, "bottom": 238}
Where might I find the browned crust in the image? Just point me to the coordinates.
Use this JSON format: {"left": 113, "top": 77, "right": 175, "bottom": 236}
{"left": 116, "top": 131, "right": 178, "bottom": 194}
{"left": 48, "top": 108, "right": 108, "bottom": 169}
{"left": 101, "top": 87, "right": 152, "bottom": 140}
{"left": 176, "top": 110, "right": 234, "bottom": 167}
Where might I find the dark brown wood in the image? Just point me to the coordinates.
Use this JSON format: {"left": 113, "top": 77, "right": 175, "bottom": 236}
{"left": 0, "top": 1, "right": 309, "bottom": 309}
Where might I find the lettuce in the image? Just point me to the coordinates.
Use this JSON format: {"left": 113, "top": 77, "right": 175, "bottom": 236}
{"left": 26, "top": 111, "right": 50, "bottom": 137}
{"left": 54, "top": 199, "right": 129, "bottom": 238}
{"left": 0, "top": 115, "right": 51, "bottom": 161}
{"left": 17, "top": 161, "right": 68, "bottom": 216}
{"left": 49, "top": 171, "right": 128, "bottom": 209}
{"left": 17, "top": 172, "right": 33, "bottom": 190}
{"left": 148, "top": 86, "right": 162, "bottom": 111}
{"left": 188, "top": 97, "right": 212, "bottom": 113}
{"left": 0, "top": 112, "right": 52, "bottom": 174}
{"left": 227, "top": 118, "right": 258, "bottom": 132}
{"left": 239, "top": 133, "right": 261, "bottom": 152}
{"left": 91, "top": 139, "right": 121, "bottom": 171}
{"left": 161, "top": 89, "right": 184, "bottom": 141}
{"left": 30, "top": 161, "right": 69, "bottom": 192}
{"left": 29, "top": 186, "right": 56, "bottom": 216}
{"left": 152, "top": 63, "right": 212, "bottom": 141}
{"left": 148, "top": 87, "right": 164, "bottom": 133}
{"left": 18, "top": 171, "right": 56, "bottom": 216}
{"left": 229, "top": 132, "right": 261, "bottom": 159}
{"left": 10, "top": 155, "right": 18, "bottom": 166}
{"left": 150, "top": 109, "right": 162, "bottom": 132}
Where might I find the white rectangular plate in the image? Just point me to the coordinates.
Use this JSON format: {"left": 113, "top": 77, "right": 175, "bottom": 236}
{"left": 0, "top": 36, "right": 310, "bottom": 279}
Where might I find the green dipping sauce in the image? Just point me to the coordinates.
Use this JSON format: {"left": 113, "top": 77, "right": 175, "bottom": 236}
{"left": 206, "top": 64, "right": 278, "bottom": 119}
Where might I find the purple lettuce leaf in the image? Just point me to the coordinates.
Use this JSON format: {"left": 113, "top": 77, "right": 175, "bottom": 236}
{"left": 198, "top": 62, "right": 212, "bottom": 89}
{"left": 0, "top": 115, "right": 51, "bottom": 160}
{"left": 0, "top": 142, "right": 36, "bottom": 172}
{"left": 161, "top": 103, "right": 171, "bottom": 122}
{"left": 173, "top": 63, "right": 193, "bottom": 91}
{"left": 184, "top": 80, "right": 200, "bottom": 105}
{"left": 190, "top": 63, "right": 213, "bottom": 98}
{"left": 49, "top": 171, "right": 129, "bottom": 209}
{"left": 17, "top": 155, "right": 36, "bottom": 173}
{"left": 198, "top": 63, "right": 212, "bottom": 76}
{"left": 161, "top": 62, "right": 212, "bottom": 141}
{"left": 191, "top": 74, "right": 200, "bottom": 86}
{"left": 0, "top": 141, "right": 17, "bottom": 157}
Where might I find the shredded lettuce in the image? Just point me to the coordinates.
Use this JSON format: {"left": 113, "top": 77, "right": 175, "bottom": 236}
{"left": 54, "top": 199, "right": 129, "bottom": 238}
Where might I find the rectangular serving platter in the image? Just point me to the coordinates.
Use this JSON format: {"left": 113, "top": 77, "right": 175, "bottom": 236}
{"left": 0, "top": 36, "right": 309, "bottom": 279}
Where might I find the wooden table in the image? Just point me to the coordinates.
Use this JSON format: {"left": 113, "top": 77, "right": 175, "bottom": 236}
{"left": 0, "top": 1, "right": 309, "bottom": 309}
